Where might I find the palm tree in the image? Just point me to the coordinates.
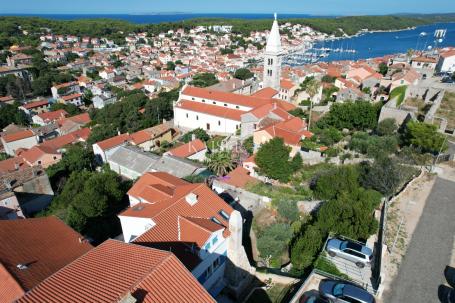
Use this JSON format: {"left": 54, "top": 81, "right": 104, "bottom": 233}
{"left": 205, "top": 150, "right": 235, "bottom": 176}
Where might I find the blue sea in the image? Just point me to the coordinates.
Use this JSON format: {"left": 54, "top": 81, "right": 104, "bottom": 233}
{"left": 314, "top": 22, "right": 455, "bottom": 62}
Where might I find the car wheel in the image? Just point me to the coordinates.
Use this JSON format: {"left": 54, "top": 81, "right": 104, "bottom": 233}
{"left": 328, "top": 251, "right": 336, "bottom": 257}
{"left": 356, "top": 262, "right": 365, "bottom": 268}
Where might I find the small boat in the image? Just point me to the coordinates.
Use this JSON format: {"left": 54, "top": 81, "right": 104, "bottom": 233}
{"left": 420, "top": 32, "right": 427, "bottom": 36}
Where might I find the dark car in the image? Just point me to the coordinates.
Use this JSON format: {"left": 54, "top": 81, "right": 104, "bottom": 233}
{"left": 299, "top": 293, "right": 329, "bottom": 303}
{"left": 319, "top": 280, "right": 375, "bottom": 303}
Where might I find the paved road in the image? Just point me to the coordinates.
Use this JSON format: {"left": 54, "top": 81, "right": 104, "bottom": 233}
{"left": 385, "top": 177, "right": 455, "bottom": 303}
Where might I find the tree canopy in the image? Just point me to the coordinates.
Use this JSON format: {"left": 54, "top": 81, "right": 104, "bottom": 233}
{"left": 317, "top": 101, "right": 381, "bottom": 131}
{"left": 234, "top": 68, "right": 254, "bottom": 80}
{"left": 403, "top": 121, "right": 447, "bottom": 154}
{"left": 189, "top": 73, "right": 219, "bottom": 88}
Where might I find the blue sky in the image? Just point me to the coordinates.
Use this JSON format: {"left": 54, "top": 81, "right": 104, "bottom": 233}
{"left": 2, "top": 0, "right": 455, "bottom": 15}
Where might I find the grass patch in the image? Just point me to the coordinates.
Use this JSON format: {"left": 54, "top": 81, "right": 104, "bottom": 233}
{"left": 390, "top": 85, "right": 407, "bottom": 106}
{"left": 314, "top": 253, "right": 350, "bottom": 280}
{"left": 246, "top": 182, "right": 312, "bottom": 201}
{"left": 436, "top": 92, "right": 455, "bottom": 130}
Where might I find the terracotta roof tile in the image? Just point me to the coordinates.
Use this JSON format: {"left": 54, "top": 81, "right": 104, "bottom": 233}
{"left": 17, "top": 239, "right": 215, "bottom": 303}
{"left": 0, "top": 217, "right": 92, "bottom": 302}
{"left": 94, "top": 133, "right": 131, "bottom": 151}
{"left": 168, "top": 139, "right": 206, "bottom": 158}
{"left": 36, "top": 109, "right": 68, "bottom": 122}
{"left": 177, "top": 100, "right": 243, "bottom": 121}
{"left": 22, "top": 100, "right": 49, "bottom": 110}
{"left": 120, "top": 172, "right": 233, "bottom": 267}
{"left": 2, "top": 130, "right": 35, "bottom": 143}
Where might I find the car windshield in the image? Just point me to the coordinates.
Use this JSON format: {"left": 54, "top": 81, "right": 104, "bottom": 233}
{"left": 346, "top": 241, "right": 363, "bottom": 252}
{"left": 333, "top": 283, "right": 345, "bottom": 296}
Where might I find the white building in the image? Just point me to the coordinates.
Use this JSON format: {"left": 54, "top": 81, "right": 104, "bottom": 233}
{"left": 118, "top": 172, "right": 239, "bottom": 297}
{"left": 262, "top": 14, "right": 283, "bottom": 91}
{"left": 1, "top": 130, "right": 39, "bottom": 156}
{"left": 173, "top": 85, "right": 293, "bottom": 135}
{"left": 436, "top": 50, "right": 455, "bottom": 73}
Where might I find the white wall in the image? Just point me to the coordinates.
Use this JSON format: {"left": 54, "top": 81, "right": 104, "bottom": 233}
{"left": 192, "top": 230, "right": 228, "bottom": 294}
{"left": 440, "top": 56, "right": 455, "bottom": 73}
{"left": 174, "top": 107, "right": 240, "bottom": 135}
{"left": 118, "top": 215, "right": 156, "bottom": 243}
{"left": 2, "top": 136, "right": 39, "bottom": 156}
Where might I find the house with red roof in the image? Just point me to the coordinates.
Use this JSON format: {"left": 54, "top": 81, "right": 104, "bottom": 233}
{"left": 118, "top": 172, "right": 238, "bottom": 297}
{"left": 19, "top": 100, "right": 50, "bottom": 115}
{"left": 165, "top": 138, "right": 207, "bottom": 161}
{"left": 253, "top": 116, "right": 313, "bottom": 156}
{"left": 436, "top": 49, "right": 455, "bottom": 73}
{"left": 17, "top": 239, "right": 215, "bottom": 303}
{"left": 32, "top": 109, "right": 69, "bottom": 126}
{"left": 51, "top": 81, "right": 81, "bottom": 100}
{"left": 0, "top": 217, "right": 92, "bottom": 302}
{"left": 59, "top": 92, "right": 83, "bottom": 107}
{"left": 1, "top": 130, "right": 38, "bottom": 156}
{"left": 92, "top": 133, "right": 132, "bottom": 163}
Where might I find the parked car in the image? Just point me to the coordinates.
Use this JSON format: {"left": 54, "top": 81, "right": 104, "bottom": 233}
{"left": 319, "top": 280, "right": 375, "bottom": 303}
{"left": 299, "top": 293, "right": 330, "bottom": 303}
{"left": 442, "top": 76, "right": 455, "bottom": 84}
{"left": 326, "top": 238, "right": 373, "bottom": 268}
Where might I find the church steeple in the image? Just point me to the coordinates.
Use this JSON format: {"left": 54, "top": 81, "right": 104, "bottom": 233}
{"left": 263, "top": 13, "right": 282, "bottom": 91}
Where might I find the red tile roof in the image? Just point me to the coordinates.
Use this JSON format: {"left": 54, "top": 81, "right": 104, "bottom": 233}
{"left": 17, "top": 239, "right": 215, "bottom": 303}
{"left": 0, "top": 157, "right": 31, "bottom": 174}
{"left": 177, "top": 100, "right": 244, "bottom": 121}
{"left": 182, "top": 86, "right": 275, "bottom": 108}
{"left": 251, "top": 87, "right": 279, "bottom": 99}
{"left": 22, "top": 100, "right": 49, "bottom": 110}
{"left": 36, "top": 109, "right": 68, "bottom": 122}
{"left": 220, "top": 166, "right": 258, "bottom": 188}
{"left": 40, "top": 128, "right": 90, "bottom": 151}
{"left": 261, "top": 117, "right": 312, "bottom": 146}
{"left": 2, "top": 130, "right": 35, "bottom": 143}
{"left": 94, "top": 133, "right": 131, "bottom": 151}
{"left": 61, "top": 93, "right": 82, "bottom": 101}
{"left": 167, "top": 139, "right": 206, "bottom": 158}
{"left": 121, "top": 172, "right": 233, "bottom": 267}
{"left": 0, "top": 217, "right": 92, "bottom": 302}
{"left": 280, "top": 79, "right": 295, "bottom": 90}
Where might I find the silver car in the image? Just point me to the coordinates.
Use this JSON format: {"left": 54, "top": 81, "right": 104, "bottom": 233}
{"left": 326, "top": 238, "right": 373, "bottom": 268}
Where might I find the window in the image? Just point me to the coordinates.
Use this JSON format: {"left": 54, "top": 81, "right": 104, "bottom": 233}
{"left": 218, "top": 120, "right": 221, "bottom": 126}
{"left": 192, "top": 97, "right": 195, "bottom": 100}
{"left": 211, "top": 216, "right": 221, "bottom": 224}
{"left": 53, "top": 156, "right": 57, "bottom": 160}
{"left": 212, "top": 236, "right": 218, "bottom": 245}
{"left": 219, "top": 210, "right": 230, "bottom": 220}
{"left": 213, "top": 101, "right": 216, "bottom": 105}
{"left": 212, "top": 256, "right": 221, "bottom": 269}
{"left": 202, "top": 99, "right": 206, "bottom": 103}
{"left": 205, "top": 242, "right": 211, "bottom": 250}
{"left": 196, "top": 115, "right": 199, "bottom": 120}
{"left": 236, "top": 105, "right": 240, "bottom": 109}
{"left": 224, "top": 103, "right": 227, "bottom": 107}
{"left": 186, "top": 113, "right": 188, "bottom": 118}
{"left": 37, "top": 161, "right": 42, "bottom": 165}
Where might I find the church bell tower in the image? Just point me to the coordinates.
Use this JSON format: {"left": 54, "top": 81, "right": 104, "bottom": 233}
{"left": 263, "top": 13, "right": 282, "bottom": 91}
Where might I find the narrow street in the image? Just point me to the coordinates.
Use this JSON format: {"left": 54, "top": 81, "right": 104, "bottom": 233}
{"left": 384, "top": 174, "right": 455, "bottom": 303}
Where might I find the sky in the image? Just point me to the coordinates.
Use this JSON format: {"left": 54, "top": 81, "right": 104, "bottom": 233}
{"left": 1, "top": 0, "right": 455, "bottom": 15}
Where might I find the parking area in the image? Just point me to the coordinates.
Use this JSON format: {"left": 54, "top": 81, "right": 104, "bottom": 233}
{"left": 289, "top": 272, "right": 328, "bottom": 303}
{"left": 324, "top": 253, "right": 375, "bottom": 291}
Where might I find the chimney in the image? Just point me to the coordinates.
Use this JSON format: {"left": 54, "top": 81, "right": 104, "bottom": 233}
{"left": 185, "top": 192, "right": 198, "bottom": 205}
{"left": 14, "top": 162, "right": 19, "bottom": 171}
{"left": 191, "top": 134, "right": 196, "bottom": 141}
